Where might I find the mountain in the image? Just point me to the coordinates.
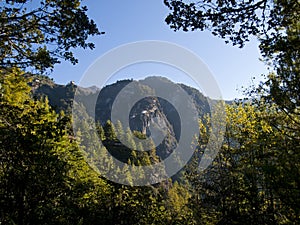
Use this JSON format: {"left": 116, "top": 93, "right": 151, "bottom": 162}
{"left": 32, "top": 76, "right": 211, "bottom": 160}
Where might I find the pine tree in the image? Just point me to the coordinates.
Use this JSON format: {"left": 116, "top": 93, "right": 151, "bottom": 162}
{"left": 103, "top": 120, "right": 117, "bottom": 141}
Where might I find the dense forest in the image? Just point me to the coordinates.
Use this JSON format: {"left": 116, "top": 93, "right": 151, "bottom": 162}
{"left": 0, "top": 0, "right": 299, "bottom": 224}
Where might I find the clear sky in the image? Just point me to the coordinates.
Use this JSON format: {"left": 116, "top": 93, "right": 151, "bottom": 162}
{"left": 50, "top": 0, "right": 268, "bottom": 100}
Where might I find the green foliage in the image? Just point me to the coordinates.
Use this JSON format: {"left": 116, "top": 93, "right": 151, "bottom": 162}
{"left": 0, "top": 0, "right": 103, "bottom": 71}
{"left": 259, "top": 20, "right": 300, "bottom": 114}
{"left": 115, "top": 120, "right": 125, "bottom": 141}
{"left": 164, "top": 3, "right": 299, "bottom": 222}
{"left": 3, "top": 68, "right": 299, "bottom": 224}
{"left": 103, "top": 120, "right": 117, "bottom": 141}
{"left": 0, "top": 68, "right": 111, "bottom": 224}
{"left": 164, "top": 0, "right": 299, "bottom": 48}
{"left": 186, "top": 102, "right": 300, "bottom": 224}
{"left": 164, "top": 0, "right": 299, "bottom": 125}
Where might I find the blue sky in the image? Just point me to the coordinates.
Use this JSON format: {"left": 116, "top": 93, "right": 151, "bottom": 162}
{"left": 50, "top": 0, "right": 268, "bottom": 100}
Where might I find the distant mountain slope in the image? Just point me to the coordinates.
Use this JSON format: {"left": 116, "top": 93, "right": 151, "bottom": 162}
{"left": 33, "top": 76, "right": 211, "bottom": 119}
{"left": 33, "top": 76, "right": 214, "bottom": 158}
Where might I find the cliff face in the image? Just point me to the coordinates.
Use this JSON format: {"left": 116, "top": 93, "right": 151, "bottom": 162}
{"left": 128, "top": 96, "right": 178, "bottom": 158}
{"left": 94, "top": 79, "right": 179, "bottom": 158}
{"left": 129, "top": 97, "right": 161, "bottom": 135}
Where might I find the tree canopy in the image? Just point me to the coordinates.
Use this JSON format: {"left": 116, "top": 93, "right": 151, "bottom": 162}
{"left": 165, "top": 1, "right": 299, "bottom": 223}
{"left": 165, "top": 0, "right": 299, "bottom": 137}
{"left": 164, "top": 0, "right": 299, "bottom": 48}
{"left": 0, "top": 0, "right": 104, "bottom": 72}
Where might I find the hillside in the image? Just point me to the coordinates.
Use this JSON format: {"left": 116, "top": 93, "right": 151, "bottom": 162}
{"left": 32, "top": 76, "right": 212, "bottom": 163}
